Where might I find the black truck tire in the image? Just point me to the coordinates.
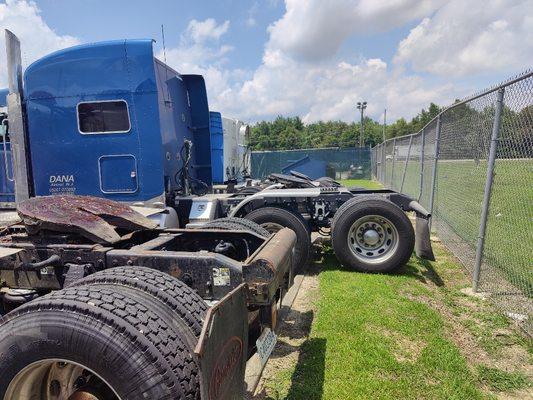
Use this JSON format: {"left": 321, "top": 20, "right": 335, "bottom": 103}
{"left": 331, "top": 196, "right": 414, "bottom": 273}
{"left": 71, "top": 266, "right": 207, "bottom": 338}
{"left": 244, "top": 207, "right": 311, "bottom": 272}
{"left": 204, "top": 217, "right": 271, "bottom": 237}
{"left": 0, "top": 285, "right": 200, "bottom": 400}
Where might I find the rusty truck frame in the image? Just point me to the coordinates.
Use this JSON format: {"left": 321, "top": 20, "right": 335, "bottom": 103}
{"left": 0, "top": 195, "right": 296, "bottom": 399}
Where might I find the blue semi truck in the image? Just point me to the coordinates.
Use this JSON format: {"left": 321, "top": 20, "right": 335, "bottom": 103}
{"left": 16, "top": 38, "right": 212, "bottom": 203}
{"left": 2, "top": 29, "right": 435, "bottom": 274}
{"left": 0, "top": 31, "right": 299, "bottom": 400}
{"left": 0, "top": 29, "right": 437, "bottom": 398}
{"left": 5, "top": 38, "right": 246, "bottom": 205}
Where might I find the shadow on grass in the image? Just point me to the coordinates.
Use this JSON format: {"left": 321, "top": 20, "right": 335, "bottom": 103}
{"left": 399, "top": 257, "right": 445, "bottom": 287}
{"left": 284, "top": 337, "right": 327, "bottom": 400}
{"left": 318, "top": 249, "right": 444, "bottom": 288}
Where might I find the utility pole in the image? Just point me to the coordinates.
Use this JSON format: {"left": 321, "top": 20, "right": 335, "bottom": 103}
{"left": 383, "top": 108, "right": 387, "bottom": 142}
{"left": 356, "top": 101, "right": 367, "bottom": 147}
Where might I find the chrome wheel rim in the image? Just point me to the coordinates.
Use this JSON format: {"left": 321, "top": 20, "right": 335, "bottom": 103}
{"left": 347, "top": 215, "right": 398, "bottom": 264}
{"left": 5, "top": 359, "right": 121, "bottom": 400}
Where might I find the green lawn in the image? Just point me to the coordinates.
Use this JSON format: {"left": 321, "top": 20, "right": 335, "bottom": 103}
{"left": 339, "top": 179, "right": 383, "bottom": 189}
{"left": 383, "top": 159, "right": 533, "bottom": 296}
{"left": 259, "top": 177, "right": 532, "bottom": 399}
{"left": 261, "top": 244, "right": 532, "bottom": 400}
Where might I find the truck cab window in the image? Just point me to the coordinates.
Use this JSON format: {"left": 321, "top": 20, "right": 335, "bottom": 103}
{"left": 77, "top": 100, "right": 130, "bottom": 134}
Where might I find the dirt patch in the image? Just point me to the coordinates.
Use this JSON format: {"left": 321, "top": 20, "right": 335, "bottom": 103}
{"left": 378, "top": 326, "right": 426, "bottom": 363}
{"left": 252, "top": 265, "right": 320, "bottom": 398}
{"left": 402, "top": 241, "right": 533, "bottom": 398}
{"left": 406, "top": 291, "right": 493, "bottom": 364}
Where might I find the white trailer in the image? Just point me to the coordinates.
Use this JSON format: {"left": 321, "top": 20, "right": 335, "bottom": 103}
{"left": 222, "top": 117, "right": 251, "bottom": 181}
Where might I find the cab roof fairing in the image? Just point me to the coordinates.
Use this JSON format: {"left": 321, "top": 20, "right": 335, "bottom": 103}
{"left": 23, "top": 39, "right": 160, "bottom": 100}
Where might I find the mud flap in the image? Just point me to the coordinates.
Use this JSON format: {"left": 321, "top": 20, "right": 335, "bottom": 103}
{"left": 195, "top": 283, "right": 249, "bottom": 400}
{"left": 415, "top": 215, "right": 435, "bottom": 261}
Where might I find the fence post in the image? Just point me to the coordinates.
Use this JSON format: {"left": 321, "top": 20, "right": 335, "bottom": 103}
{"left": 390, "top": 138, "right": 396, "bottom": 188}
{"left": 381, "top": 143, "right": 386, "bottom": 183}
{"left": 473, "top": 87, "right": 505, "bottom": 292}
{"left": 375, "top": 145, "right": 379, "bottom": 180}
{"left": 376, "top": 144, "right": 383, "bottom": 182}
{"left": 399, "top": 135, "right": 413, "bottom": 193}
{"left": 419, "top": 128, "right": 426, "bottom": 201}
{"left": 428, "top": 115, "right": 442, "bottom": 230}
{"left": 370, "top": 148, "right": 373, "bottom": 178}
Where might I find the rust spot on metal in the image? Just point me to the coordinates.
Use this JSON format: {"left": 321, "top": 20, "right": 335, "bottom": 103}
{"left": 67, "top": 390, "right": 101, "bottom": 400}
{"left": 208, "top": 335, "right": 243, "bottom": 400}
{"left": 17, "top": 195, "right": 158, "bottom": 244}
{"left": 169, "top": 265, "right": 182, "bottom": 279}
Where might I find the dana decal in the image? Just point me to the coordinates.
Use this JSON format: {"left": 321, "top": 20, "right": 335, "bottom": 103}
{"left": 49, "top": 174, "right": 76, "bottom": 194}
{"left": 49, "top": 175, "right": 74, "bottom": 184}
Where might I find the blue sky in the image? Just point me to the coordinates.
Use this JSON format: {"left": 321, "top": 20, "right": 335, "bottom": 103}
{"left": 1, "top": 0, "right": 532, "bottom": 123}
{"left": 33, "top": 0, "right": 282, "bottom": 71}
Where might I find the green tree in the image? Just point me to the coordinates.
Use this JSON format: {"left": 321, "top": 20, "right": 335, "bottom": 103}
{"left": 248, "top": 102, "right": 443, "bottom": 151}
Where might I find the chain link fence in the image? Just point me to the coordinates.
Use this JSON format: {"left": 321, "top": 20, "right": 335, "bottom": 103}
{"left": 371, "top": 70, "right": 533, "bottom": 335}
{"left": 252, "top": 147, "right": 371, "bottom": 180}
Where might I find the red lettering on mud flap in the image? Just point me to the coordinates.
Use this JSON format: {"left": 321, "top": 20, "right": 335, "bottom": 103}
{"left": 209, "top": 336, "right": 243, "bottom": 400}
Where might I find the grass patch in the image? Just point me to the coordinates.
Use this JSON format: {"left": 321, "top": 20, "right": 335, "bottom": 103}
{"left": 307, "top": 254, "right": 485, "bottom": 400}
{"left": 386, "top": 159, "right": 533, "bottom": 296}
{"left": 339, "top": 179, "right": 383, "bottom": 189}
{"left": 477, "top": 365, "right": 531, "bottom": 392}
{"left": 263, "top": 252, "right": 492, "bottom": 399}
{"left": 259, "top": 179, "right": 532, "bottom": 399}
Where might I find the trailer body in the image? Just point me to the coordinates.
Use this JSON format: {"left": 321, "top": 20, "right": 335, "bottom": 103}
{"left": 221, "top": 116, "right": 251, "bottom": 182}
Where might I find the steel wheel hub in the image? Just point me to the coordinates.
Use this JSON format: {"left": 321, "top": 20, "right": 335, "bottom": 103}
{"left": 348, "top": 215, "right": 399, "bottom": 264}
{"left": 5, "top": 359, "right": 121, "bottom": 400}
{"left": 363, "top": 229, "right": 380, "bottom": 246}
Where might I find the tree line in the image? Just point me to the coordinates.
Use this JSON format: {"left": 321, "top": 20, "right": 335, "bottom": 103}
{"left": 249, "top": 103, "right": 441, "bottom": 151}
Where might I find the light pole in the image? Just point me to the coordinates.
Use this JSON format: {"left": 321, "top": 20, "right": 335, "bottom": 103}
{"left": 383, "top": 108, "right": 387, "bottom": 142}
{"left": 356, "top": 101, "right": 367, "bottom": 147}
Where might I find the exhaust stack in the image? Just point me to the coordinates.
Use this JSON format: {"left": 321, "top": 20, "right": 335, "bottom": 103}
{"left": 5, "top": 29, "right": 31, "bottom": 203}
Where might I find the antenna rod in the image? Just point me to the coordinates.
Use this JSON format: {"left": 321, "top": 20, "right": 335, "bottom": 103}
{"left": 161, "top": 24, "right": 167, "bottom": 64}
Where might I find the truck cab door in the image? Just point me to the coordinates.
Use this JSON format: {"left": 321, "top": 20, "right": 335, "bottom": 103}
{"left": 98, "top": 154, "right": 138, "bottom": 193}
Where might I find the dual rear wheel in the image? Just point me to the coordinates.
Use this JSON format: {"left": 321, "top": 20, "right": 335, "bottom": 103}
{"left": 241, "top": 197, "right": 414, "bottom": 274}
{"left": 0, "top": 267, "right": 207, "bottom": 400}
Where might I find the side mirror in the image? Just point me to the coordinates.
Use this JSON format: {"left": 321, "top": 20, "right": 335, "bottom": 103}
{"left": 0, "top": 119, "right": 7, "bottom": 137}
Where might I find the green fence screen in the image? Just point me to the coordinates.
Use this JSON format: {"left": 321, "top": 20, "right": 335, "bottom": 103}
{"left": 251, "top": 147, "right": 371, "bottom": 180}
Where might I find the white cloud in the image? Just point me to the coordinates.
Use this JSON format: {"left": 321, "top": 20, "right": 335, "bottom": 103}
{"left": 267, "top": 0, "right": 445, "bottom": 62}
{"left": 217, "top": 53, "right": 459, "bottom": 123}
{"left": 186, "top": 18, "right": 229, "bottom": 43}
{"left": 394, "top": 0, "right": 533, "bottom": 76}
{"left": 245, "top": 2, "right": 259, "bottom": 27}
{"left": 156, "top": 18, "right": 247, "bottom": 113}
{"left": 2, "top": 0, "right": 524, "bottom": 128}
{"left": 198, "top": 0, "right": 459, "bottom": 123}
{"left": 0, "top": 0, "right": 79, "bottom": 87}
